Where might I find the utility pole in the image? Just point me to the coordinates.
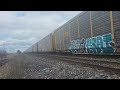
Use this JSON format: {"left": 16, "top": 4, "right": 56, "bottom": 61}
{"left": 3, "top": 43, "right": 5, "bottom": 50}
{"left": 13, "top": 48, "right": 14, "bottom": 53}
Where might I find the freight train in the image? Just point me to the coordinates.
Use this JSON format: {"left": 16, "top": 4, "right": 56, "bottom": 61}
{"left": 25, "top": 11, "right": 120, "bottom": 54}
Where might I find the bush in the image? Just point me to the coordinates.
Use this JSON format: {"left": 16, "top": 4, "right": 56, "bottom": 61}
{"left": 17, "top": 50, "right": 22, "bottom": 54}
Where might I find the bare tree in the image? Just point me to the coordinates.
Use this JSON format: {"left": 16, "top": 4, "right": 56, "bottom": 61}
{"left": 0, "top": 49, "right": 7, "bottom": 60}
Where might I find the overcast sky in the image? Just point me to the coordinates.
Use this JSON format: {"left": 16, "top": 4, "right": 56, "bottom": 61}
{"left": 0, "top": 11, "right": 81, "bottom": 53}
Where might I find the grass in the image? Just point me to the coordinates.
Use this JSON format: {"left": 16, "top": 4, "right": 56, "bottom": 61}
{"left": 0, "top": 54, "right": 29, "bottom": 79}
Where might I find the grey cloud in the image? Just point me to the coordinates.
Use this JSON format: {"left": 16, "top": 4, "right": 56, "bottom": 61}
{"left": 0, "top": 11, "right": 81, "bottom": 52}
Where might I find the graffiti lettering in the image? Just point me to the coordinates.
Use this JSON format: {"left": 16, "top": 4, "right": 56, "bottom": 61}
{"left": 69, "top": 33, "right": 115, "bottom": 54}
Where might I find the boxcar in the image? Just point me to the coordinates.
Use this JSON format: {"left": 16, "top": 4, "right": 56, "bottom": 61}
{"left": 54, "top": 11, "right": 120, "bottom": 54}
{"left": 32, "top": 43, "right": 38, "bottom": 52}
{"left": 25, "top": 11, "right": 120, "bottom": 55}
{"left": 37, "top": 33, "right": 53, "bottom": 52}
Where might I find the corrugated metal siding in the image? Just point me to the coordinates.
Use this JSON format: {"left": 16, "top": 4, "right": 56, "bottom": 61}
{"left": 47, "top": 34, "right": 52, "bottom": 51}
{"left": 38, "top": 39, "right": 43, "bottom": 52}
{"left": 91, "top": 11, "right": 111, "bottom": 36}
{"left": 38, "top": 34, "right": 52, "bottom": 52}
{"left": 54, "top": 29, "right": 61, "bottom": 50}
{"left": 113, "top": 11, "right": 120, "bottom": 48}
{"left": 78, "top": 12, "right": 91, "bottom": 39}
{"left": 25, "top": 47, "right": 32, "bottom": 52}
{"left": 59, "top": 28, "right": 64, "bottom": 50}
{"left": 38, "top": 40, "right": 42, "bottom": 52}
{"left": 25, "top": 11, "right": 120, "bottom": 54}
{"left": 70, "top": 18, "right": 79, "bottom": 41}
{"left": 50, "top": 34, "right": 53, "bottom": 51}
{"left": 32, "top": 44, "right": 37, "bottom": 52}
{"left": 63, "top": 24, "right": 71, "bottom": 50}
{"left": 52, "top": 33, "right": 55, "bottom": 51}
{"left": 30, "top": 48, "right": 32, "bottom": 52}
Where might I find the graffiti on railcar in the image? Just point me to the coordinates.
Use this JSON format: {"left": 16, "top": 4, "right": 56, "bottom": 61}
{"left": 69, "top": 33, "right": 116, "bottom": 54}
{"left": 68, "top": 39, "right": 86, "bottom": 53}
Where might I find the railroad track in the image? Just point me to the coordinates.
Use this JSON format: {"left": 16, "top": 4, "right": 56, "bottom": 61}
{"left": 36, "top": 53, "right": 120, "bottom": 63}
{"left": 0, "top": 59, "right": 9, "bottom": 67}
{"left": 34, "top": 53, "right": 120, "bottom": 75}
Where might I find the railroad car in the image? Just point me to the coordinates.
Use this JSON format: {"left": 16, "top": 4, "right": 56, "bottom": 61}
{"left": 24, "top": 11, "right": 120, "bottom": 55}
{"left": 37, "top": 33, "right": 53, "bottom": 52}
{"left": 25, "top": 33, "right": 54, "bottom": 53}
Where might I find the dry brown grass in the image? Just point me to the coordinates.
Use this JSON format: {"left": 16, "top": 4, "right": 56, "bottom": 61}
{"left": 0, "top": 54, "right": 28, "bottom": 79}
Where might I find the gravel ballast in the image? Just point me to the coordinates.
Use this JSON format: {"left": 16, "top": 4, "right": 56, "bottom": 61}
{"left": 0, "top": 53, "right": 120, "bottom": 79}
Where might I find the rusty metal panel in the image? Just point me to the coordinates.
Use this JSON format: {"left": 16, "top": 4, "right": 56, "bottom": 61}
{"left": 91, "top": 11, "right": 111, "bottom": 36}
{"left": 78, "top": 12, "right": 91, "bottom": 39}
